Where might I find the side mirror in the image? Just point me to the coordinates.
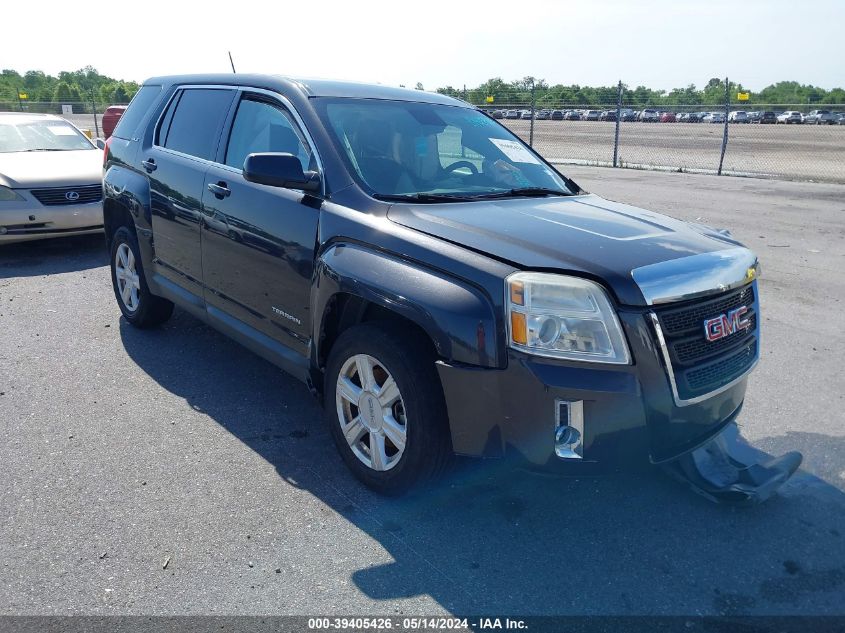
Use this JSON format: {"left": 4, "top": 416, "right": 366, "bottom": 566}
{"left": 243, "top": 153, "right": 320, "bottom": 193}
{"left": 94, "top": 138, "right": 106, "bottom": 150}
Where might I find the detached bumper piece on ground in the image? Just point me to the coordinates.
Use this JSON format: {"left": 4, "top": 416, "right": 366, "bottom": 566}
{"left": 665, "top": 422, "right": 802, "bottom": 505}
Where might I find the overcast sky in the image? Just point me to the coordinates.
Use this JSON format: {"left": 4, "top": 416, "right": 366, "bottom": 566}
{"left": 4, "top": 0, "right": 842, "bottom": 91}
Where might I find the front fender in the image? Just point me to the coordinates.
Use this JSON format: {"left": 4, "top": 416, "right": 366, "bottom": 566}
{"left": 313, "top": 243, "right": 502, "bottom": 368}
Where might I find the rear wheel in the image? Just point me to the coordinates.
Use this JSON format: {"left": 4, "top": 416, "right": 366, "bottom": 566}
{"left": 325, "top": 322, "right": 452, "bottom": 494}
{"left": 109, "top": 226, "right": 173, "bottom": 328}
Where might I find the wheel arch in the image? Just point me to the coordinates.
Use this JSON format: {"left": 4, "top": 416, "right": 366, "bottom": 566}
{"left": 103, "top": 165, "right": 155, "bottom": 263}
{"left": 311, "top": 243, "right": 502, "bottom": 388}
{"left": 103, "top": 197, "right": 135, "bottom": 244}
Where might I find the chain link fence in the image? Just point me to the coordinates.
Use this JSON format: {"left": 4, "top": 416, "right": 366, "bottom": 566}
{"left": 482, "top": 84, "right": 845, "bottom": 183}
{"left": 4, "top": 90, "right": 844, "bottom": 183}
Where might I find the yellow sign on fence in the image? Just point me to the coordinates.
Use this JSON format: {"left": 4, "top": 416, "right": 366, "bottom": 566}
{"left": 18, "top": 93, "right": 28, "bottom": 100}
{"left": 485, "top": 96, "right": 494, "bottom": 103}
{"left": 737, "top": 92, "right": 749, "bottom": 101}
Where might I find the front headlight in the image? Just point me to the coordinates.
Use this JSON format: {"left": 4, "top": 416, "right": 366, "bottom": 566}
{"left": 0, "top": 186, "right": 25, "bottom": 202}
{"left": 506, "top": 272, "right": 630, "bottom": 364}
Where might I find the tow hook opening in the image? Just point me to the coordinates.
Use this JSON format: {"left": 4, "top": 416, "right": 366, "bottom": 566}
{"left": 663, "top": 422, "right": 802, "bottom": 506}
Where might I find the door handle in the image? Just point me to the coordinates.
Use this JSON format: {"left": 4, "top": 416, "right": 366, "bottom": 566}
{"left": 142, "top": 158, "right": 157, "bottom": 173}
{"left": 207, "top": 182, "right": 231, "bottom": 199}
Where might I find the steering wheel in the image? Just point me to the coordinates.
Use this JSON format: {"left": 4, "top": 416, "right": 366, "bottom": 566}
{"left": 443, "top": 160, "right": 479, "bottom": 175}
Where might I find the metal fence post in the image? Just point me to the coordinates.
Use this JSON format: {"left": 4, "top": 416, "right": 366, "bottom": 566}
{"left": 529, "top": 79, "right": 536, "bottom": 148}
{"left": 613, "top": 80, "right": 622, "bottom": 167}
{"left": 718, "top": 76, "right": 729, "bottom": 176}
{"left": 90, "top": 90, "right": 100, "bottom": 138}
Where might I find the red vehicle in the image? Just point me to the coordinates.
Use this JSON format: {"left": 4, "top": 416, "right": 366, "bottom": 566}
{"left": 660, "top": 112, "right": 676, "bottom": 123}
{"left": 101, "top": 105, "right": 127, "bottom": 139}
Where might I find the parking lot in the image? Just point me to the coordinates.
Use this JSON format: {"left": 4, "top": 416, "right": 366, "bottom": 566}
{"left": 505, "top": 120, "right": 845, "bottom": 182}
{"left": 55, "top": 111, "right": 845, "bottom": 184}
{"left": 1, "top": 167, "right": 844, "bottom": 616}
{"left": 61, "top": 113, "right": 106, "bottom": 137}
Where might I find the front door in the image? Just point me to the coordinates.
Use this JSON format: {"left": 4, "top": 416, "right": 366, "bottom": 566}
{"left": 200, "top": 93, "right": 321, "bottom": 357}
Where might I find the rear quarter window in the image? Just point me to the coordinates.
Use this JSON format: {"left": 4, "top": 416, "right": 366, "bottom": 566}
{"left": 112, "top": 85, "right": 162, "bottom": 140}
{"left": 158, "top": 88, "right": 235, "bottom": 161}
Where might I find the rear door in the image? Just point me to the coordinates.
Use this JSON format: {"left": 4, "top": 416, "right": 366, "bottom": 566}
{"left": 142, "top": 87, "right": 236, "bottom": 298}
{"left": 199, "top": 91, "right": 321, "bottom": 357}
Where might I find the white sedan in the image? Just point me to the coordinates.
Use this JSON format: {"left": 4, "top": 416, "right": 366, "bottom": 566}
{"left": 0, "top": 113, "right": 104, "bottom": 244}
{"left": 702, "top": 112, "right": 726, "bottom": 123}
{"left": 776, "top": 111, "right": 803, "bottom": 124}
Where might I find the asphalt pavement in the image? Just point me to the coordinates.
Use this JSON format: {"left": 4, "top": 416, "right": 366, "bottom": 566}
{"left": 1, "top": 167, "right": 843, "bottom": 616}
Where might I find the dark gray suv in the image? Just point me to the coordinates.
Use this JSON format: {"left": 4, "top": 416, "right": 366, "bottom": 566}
{"left": 102, "top": 74, "right": 800, "bottom": 501}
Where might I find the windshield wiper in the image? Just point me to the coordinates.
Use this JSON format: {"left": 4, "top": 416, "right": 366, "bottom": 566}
{"left": 373, "top": 192, "right": 475, "bottom": 203}
{"left": 22, "top": 148, "right": 67, "bottom": 152}
{"left": 373, "top": 188, "right": 574, "bottom": 203}
{"left": 468, "top": 187, "right": 574, "bottom": 199}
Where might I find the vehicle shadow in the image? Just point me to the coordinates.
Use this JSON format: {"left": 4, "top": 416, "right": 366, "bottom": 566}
{"left": 0, "top": 234, "right": 107, "bottom": 279}
{"left": 119, "top": 309, "right": 845, "bottom": 616}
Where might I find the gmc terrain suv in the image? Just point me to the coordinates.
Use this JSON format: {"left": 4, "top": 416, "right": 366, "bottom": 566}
{"left": 102, "top": 75, "right": 800, "bottom": 502}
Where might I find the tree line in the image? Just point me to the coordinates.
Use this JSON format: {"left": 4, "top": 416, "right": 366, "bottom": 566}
{"left": 0, "top": 67, "right": 139, "bottom": 113}
{"left": 433, "top": 77, "right": 845, "bottom": 108}
{"left": 3, "top": 68, "right": 843, "bottom": 114}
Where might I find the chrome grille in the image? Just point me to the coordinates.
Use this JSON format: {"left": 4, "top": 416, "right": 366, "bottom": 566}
{"left": 673, "top": 313, "right": 757, "bottom": 364}
{"left": 686, "top": 340, "right": 758, "bottom": 392}
{"left": 654, "top": 283, "right": 758, "bottom": 402}
{"left": 660, "top": 285, "right": 754, "bottom": 336}
{"left": 30, "top": 184, "right": 102, "bottom": 206}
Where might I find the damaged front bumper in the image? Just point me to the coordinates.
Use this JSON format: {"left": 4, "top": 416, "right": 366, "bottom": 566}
{"left": 437, "top": 307, "right": 802, "bottom": 505}
{"left": 663, "top": 422, "right": 802, "bottom": 506}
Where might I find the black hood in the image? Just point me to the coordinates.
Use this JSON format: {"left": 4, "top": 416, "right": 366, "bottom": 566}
{"left": 387, "top": 193, "right": 742, "bottom": 307}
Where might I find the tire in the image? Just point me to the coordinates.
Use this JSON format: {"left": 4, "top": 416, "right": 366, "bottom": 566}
{"left": 109, "top": 225, "right": 174, "bottom": 328}
{"left": 324, "top": 322, "right": 452, "bottom": 495}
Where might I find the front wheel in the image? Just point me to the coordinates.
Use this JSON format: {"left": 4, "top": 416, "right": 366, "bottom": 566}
{"left": 110, "top": 226, "right": 174, "bottom": 328}
{"left": 324, "top": 322, "right": 452, "bottom": 494}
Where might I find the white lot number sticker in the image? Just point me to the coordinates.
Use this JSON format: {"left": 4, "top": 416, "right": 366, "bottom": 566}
{"left": 490, "top": 138, "right": 540, "bottom": 164}
{"left": 47, "top": 126, "right": 78, "bottom": 136}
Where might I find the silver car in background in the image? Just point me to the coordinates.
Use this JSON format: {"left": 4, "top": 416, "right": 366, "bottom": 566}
{"left": 776, "top": 111, "right": 803, "bottom": 124}
{"left": 804, "top": 110, "right": 838, "bottom": 125}
{"left": 0, "top": 113, "right": 103, "bottom": 244}
{"left": 637, "top": 109, "right": 660, "bottom": 122}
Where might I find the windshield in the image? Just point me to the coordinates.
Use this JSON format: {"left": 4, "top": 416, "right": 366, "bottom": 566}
{"left": 0, "top": 119, "right": 94, "bottom": 153}
{"left": 317, "top": 98, "right": 574, "bottom": 199}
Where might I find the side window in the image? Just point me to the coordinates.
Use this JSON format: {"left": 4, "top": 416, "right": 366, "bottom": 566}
{"left": 224, "top": 98, "right": 313, "bottom": 171}
{"left": 112, "top": 85, "right": 162, "bottom": 140}
{"left": 158, "top": 88, "right": 235, "bottom": 160}
{"left": 155, "top": 91, "right": 180, "bottom": 146}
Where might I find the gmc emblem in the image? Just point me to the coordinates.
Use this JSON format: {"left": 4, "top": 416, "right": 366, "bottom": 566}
{"left": 704, "top": 306, "right": 751, "bottom": 342}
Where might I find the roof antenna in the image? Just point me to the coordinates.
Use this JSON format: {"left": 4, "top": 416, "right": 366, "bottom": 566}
{"left": 228, "top": 51, "right": 236, "bottom": 74}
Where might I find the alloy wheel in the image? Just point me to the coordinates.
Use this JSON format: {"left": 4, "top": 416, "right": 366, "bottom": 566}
{"left": 335, "top": 353, "right": 407, "bottom": 471}
{"left": 115, "top": 242, "right": 140, "bottom": 312}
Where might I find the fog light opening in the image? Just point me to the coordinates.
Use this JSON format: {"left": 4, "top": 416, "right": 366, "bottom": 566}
{"left": 555, "top": 400, "right": 584, "bottom": 460}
